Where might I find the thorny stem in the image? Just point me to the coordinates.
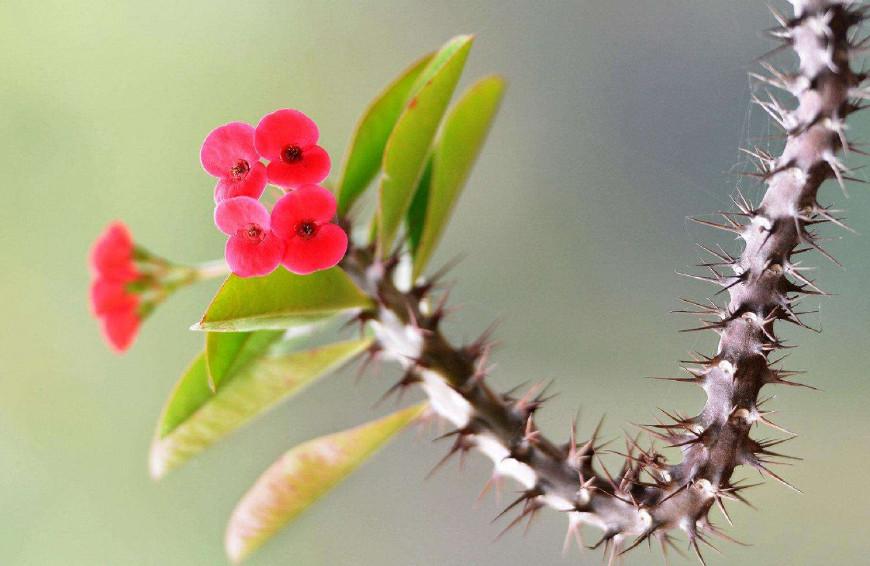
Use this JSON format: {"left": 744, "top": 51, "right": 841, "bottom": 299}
{"left": 340, "top": 1, "right": 868, "bottom": 562}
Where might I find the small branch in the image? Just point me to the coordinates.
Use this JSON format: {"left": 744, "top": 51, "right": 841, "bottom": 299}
{"left": 191, "top": 259, "right": 231, "bottom": 281}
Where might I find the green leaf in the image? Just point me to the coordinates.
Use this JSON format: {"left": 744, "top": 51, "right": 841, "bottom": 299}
{"left": 224, "top": 403, "right": 427, "bottom": 563}
{"left": 155, "top": 353, "right": 212, "bottom": 439}
{"left": 336, "top": 52, "right": 434, "bottom": 216}
{"left": 376, "top": 35, "right": 474, "bottom": 256}
{"left": 206, "top": 330, "right": 284, "bottom": 391}
{"left": 406, "top": 156, "right": 433, "bottom": 254}
{"left": 412, "top": 75, "right": 505, "bottom": 279}
{"left": 149, "top": 338, "right": 372, "bottom": 479}
{"left": 195, "top": 267, "right": 372, "bottom": 332}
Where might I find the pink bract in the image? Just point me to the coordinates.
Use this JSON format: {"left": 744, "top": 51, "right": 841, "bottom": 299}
{"left": 90, "top": 279, "right": 137, "bottom": 316}
{"left": 100, "top": 306, "right": 141, "bottom": 353}
{"left": 271, "top": 185, "right": 347, "bottom": 275}
{"left": 214, "top": 196, "right": 283, "bottom": 278}
{"left": 254, "top": 109, "right": 331, "bottom": 190}
{"left": 200, "top": 122, "right": 268, "bottom": 202}
{"left": 281, "top": 223, "right": 348, "bottom": 275}
{"left": 89, "top": 222, "right": 142, "bottom": 353}
{"left": 90, "top": 221, "right": 138, "bottom": 282}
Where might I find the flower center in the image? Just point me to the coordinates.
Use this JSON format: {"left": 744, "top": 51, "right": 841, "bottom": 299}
{"left": 241, "top": 223, "right": 266, "bottom": 243}
{"left": 295, "top": 221, "right": 317, "bottom": 240}
{"left": 230, "top": 159, "right": 250, "bottom": 179}
{"left": 281, "top": 145, "right": 304, "bottom": 163}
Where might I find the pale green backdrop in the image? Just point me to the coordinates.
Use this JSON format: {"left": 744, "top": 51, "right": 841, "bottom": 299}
{"left": 1, "top": 1, "right": 868, "bottom": 565}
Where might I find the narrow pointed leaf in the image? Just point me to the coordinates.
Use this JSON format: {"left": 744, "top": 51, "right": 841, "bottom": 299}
{"left": 155, "top": 353, "right": 212, "bottom": 440}
{"left": 336, "top": 52, "right": 434, "bottom": 216}
{"left": 412, "top": 76, "right": 505, "bottom": 279}
{"left": 225, "top": 403, "right": 427, "bottom": 563}
{"left": 206, "top": 330, "right": 284, "bottom": 391}
{"left": 195, "top": 267, "right": 372, "bottom": 332}
{"left": 406, "top": 157, "right": 433, "bottom": 254}
{"left": 149, "top": 338, "right": 372, "bottom": 479}
{"left": 377, "top": 35, "right": 473, "bottom": 256}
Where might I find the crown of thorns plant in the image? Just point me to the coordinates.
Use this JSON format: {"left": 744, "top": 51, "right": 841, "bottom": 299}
{"left": 89, "top": 1, "right": 869, "bottom": 563}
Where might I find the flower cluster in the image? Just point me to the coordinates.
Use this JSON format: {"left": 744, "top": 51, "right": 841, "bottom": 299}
{"left": 89, "top": 222, "right": 141, "bottom": 352}
{"left": 201, "top": 110, "right": 347, "bottom": 278}
{"left": 89, "top": 223, "right": 222, "bottom": 353}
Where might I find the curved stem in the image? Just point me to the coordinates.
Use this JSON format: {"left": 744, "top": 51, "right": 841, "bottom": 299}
{"left": 344, "top": 1, "right": 865, "bottom": 561}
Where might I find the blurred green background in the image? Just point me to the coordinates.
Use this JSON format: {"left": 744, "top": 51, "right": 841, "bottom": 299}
{"left": 2, "top": 1, "right": 869, "bottom": 564}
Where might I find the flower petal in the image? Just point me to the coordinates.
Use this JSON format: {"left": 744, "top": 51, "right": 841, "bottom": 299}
{"left": 214, "top": 161, "right": 268, "bottom": 202}
{"left": 214, "top": 196, "right": 271, "bottom": 236}
{"left": 90, "top": 221, "right": 137, "bottom": 281}
{"left": 271, "top": 184, "right": 338, "bottom": 240}
{"left": 90, "top": 279, "right": 137, "bottom": 316}
{"left": 225, "top": 232, "right": 284, "bottom": 278}
{"left": 282, "top": 223, "right": 348, "bottom": 275}
{"left": 254, "top": 109, "right": 320, "bottom": 161}
{"left": 200, "top": 122, "right": 259, "bottom": 178}
{"left": 264, "top": 145, "right": 330, "bottom": 190}
{"left": 101, "top": 306, "right": 141, "bottom": 353}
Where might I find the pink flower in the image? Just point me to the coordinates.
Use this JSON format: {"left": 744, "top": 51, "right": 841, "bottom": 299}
{"left": 201, "top": 122, "right": 268, "bottom": 202}
{"left": 89, "top": 222, "right": 141, "bottom": 353}
{"left": 214, "top": 196, "right": 284, "bottom": 278}
{"left": 271, "top": 184, "right": 347, "bottom": 275}
{"left": 254, "top": 109, "right": 331, "bottom": 190}
{"left": 90, "top": 221, "right": 138, "bottom": 282}
{"left": 90, "top": 279, "right": 138, "bottom": 316}
{"left": 100, "top": 308, "right": 141, "bottom": 353}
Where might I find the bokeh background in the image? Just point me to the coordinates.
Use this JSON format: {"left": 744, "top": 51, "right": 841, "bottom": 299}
{"left": 2, "top": 1, "right": 869, "bottom": 564}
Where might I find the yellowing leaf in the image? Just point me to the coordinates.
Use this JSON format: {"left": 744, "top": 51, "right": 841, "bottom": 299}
{"left": 149, "top": 339, "right": 372, "bottom": 479}
{"left": 225, "top": 403, "right": 427, "bottom": 563}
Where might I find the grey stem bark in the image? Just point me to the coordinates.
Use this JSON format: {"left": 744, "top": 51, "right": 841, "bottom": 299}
{"left": 341, "top": 1, "right": 865, "bottom": 562}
